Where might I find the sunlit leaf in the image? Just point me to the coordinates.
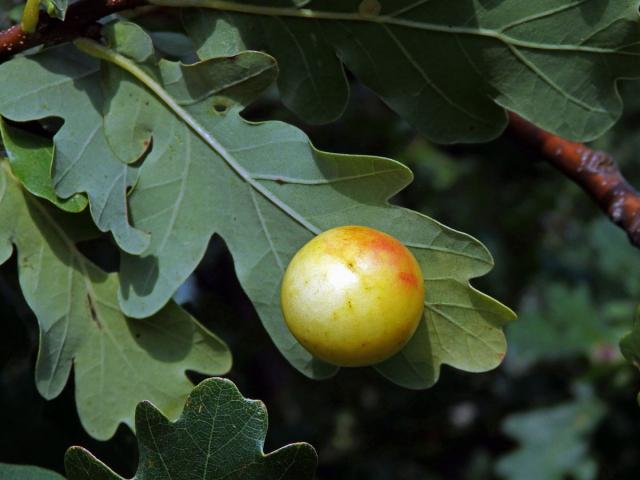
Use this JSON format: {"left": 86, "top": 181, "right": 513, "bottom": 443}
{"left": 0, "top": 118, "right": 87, "bottom": 213}
{"left": 92, "top": 27, "right": 515, "bottom": 387}
{"left": 43, "top": 0, "right": 67, "bottom": 20}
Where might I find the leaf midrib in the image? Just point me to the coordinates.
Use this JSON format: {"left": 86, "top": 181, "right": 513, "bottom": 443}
{"left": 2, "top": 165, "right": 111, "bottom": 392}
{"left": 152, "top": 0, "right": 640, "bottom": 56}
{"left": 77, "top": 40, "right": 325, "bottom": 235}
{"left": 10, "top": 169, "right": 164, "bottom": 388}
{"left": 77, "top": 39, "right": 497, "bottom": 270}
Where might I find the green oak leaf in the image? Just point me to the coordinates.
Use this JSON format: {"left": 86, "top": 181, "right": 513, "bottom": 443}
{"left": 0, "top": 46, "right": 150, "bottom": 255}
{"left": 104, "top": 21, "right": 155, "bottom": 63}
{"left": 176, "top": 0, "right": 640, "bottom": 143}
{"left": 0, "top": 118, "right": 88, "bottom": 213}
{"left": 0, "top": 464, "right": 65, "bottom": 480}
{"left": 495, "top": 387, "right": 605, "bottom": 480}
{"left": 182, "top": 5, "right": 349, "bottom": 125}
{"left": 89, "top": 29, "right": 515, "bottom": 388}
{"left": 0, "top": 161, "right": 231, "bottom": 440}
{"left": 149, "top": 31, "right": 197, "bottom": 61}
{"left": 64, "top": 378, "right": 318, "bottom": 480}
{"left": 620, "top": 306, "right": 640, "bottom": 404}
{"left": 102, "top": 21, "right": 158, "bottom": 164}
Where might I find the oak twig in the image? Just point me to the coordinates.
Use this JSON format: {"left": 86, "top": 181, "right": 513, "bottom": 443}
{"left": 0, "top": 0, "right": 144, "bottom": 61}
{"left": 508, "top": 112, "right": 640, "bottom": 247}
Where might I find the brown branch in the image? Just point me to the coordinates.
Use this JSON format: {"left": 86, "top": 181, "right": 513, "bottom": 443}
{"left": 508, "top": 112, "right": 640, "bottom": 247}
{"left": 0, "top": 0, "right": 146, "bottom": 61}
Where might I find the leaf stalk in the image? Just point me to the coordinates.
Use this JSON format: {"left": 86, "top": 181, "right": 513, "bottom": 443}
{"left": 20, "top": 0, "right": 41, "bottom": 33}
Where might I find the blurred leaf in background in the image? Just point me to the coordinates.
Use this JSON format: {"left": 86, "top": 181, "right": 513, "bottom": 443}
{"left": 507, "top": 283, "right": 624, "bottom": 371}
{"left": 396, "top": 139, "right": 471, "bottom": 192}
{"left": 0, "top": 0, "right": 22, "bottom": 28}
{"left": 588, "top": 221, "right": 640, "bottom": 299}
{"left": 495, "top": 386, "right": 605, "bottom": 480}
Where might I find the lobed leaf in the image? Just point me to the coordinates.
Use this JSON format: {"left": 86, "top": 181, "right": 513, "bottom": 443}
{"left": 0, "top": 47, "right": 149, "bottom": 255}
{"left": 0, "top": 23, "right": 515, "bottom": 388}
{"left": 0, "top": 162, "right": 231, "bottom": 439}
{"left": 0, "top": 118, "right": 87, "bottom": 213}
{"left": 177, "top": 0, "right": 640, "bottom": 143}
{"left": 95, "top": 27, "right": 515, "bottom": 387}
{"left": 102, "top": 21, "right": 159, "bottom": 165}
{"left": 64, "top": 378, "right": 318, "bottom": 480}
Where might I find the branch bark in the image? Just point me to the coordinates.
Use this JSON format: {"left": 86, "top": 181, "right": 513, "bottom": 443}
{"left": 508, "top": 112, "right": 640, "bottom": 247}
{"left": 0, "top": 0, "right": 145, "bottom": 61}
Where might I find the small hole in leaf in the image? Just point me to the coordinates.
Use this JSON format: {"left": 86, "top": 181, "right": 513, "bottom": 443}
{"left": 211, "top": 97, "right": 233, "bottom": 115}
